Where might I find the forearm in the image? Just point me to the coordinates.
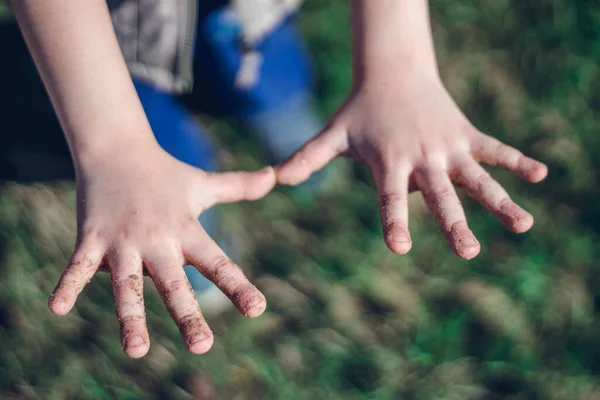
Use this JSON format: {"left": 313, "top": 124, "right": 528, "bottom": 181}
{"left": 350, "top": 0, "right": 439, "bottom": 84}
{"left": 10, "top": 0, "right": 156, "bottom": 170}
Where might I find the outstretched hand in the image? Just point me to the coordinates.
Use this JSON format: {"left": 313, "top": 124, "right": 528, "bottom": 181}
{"left": 49, "top": 145, "right": 275, "bottom": 358}
{"left": 277, "top": 75, "right": 547, "bottom": 259}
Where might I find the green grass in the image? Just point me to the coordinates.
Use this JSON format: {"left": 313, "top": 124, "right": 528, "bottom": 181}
{"left": 0, "top": 3, "right": 9, "bottom": 19}
{"left": 1, "top": 1, "right": 600, "bottom": 399}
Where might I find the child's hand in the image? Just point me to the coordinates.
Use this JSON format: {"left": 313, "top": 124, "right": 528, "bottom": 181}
{"left": 49, "top": 145, "right": 275, "bottom": 358}
{"left": 277, "top": 75, "right": 547, "bottom": 259}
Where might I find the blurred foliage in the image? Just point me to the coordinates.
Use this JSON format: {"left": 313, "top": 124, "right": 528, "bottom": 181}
{"left": 1, "top": 0, "right": 600, "bottom": 399}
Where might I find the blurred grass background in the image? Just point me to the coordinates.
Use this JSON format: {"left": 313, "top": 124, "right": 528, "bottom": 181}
{"left": 0, "top": 1, "right": 599, "bottom": 399}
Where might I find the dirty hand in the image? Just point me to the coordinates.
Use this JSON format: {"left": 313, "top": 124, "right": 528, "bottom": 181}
{"left": 49, "top": 144, "right": 275, "bottom": 358}
{"left": 277, "top": 74, "right": 547, "bottom": 259}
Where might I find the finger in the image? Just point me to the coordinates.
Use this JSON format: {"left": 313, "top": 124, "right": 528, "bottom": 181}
{"left": 276, "top": 124, "right": 347, "bottom": 186}
{"left": 183, "top": 226, "right": 266, "bottom": 318}
{"left": 473, "top": 135, "right": 548, "bottom": 183}
{"left": 204, "top": 166, "right": 276, "bottom": 206}
{"left": 374, "top": 164, "right": 412, "bottom": 254}
{"left": 415, "top": 168, "right": 480, "bottom": 259}
{"left": 49, "top": 233, "right": 104, "bottom": 315}
{"left": 109, "top": 248, "right": 150, "bottom": 358}
{"left": 453, "top": 160, "right": 534, "bottom": 233}
{"left": 146, "top": 254, "right": 213, "bottom": 355}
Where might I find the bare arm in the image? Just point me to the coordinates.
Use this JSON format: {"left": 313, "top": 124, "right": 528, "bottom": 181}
{"left": 11, "top": 0, "right": 275, "bottom": 358}
{"left": 350, "top": 0, "right": 438, "bottom": 85}
{"left": 10, "top": 0, "right": 155, "bottom": 167}
{"left": 278, "top": 0, "right": 547, "bottom": 258}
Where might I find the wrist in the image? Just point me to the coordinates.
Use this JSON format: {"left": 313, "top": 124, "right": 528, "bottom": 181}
{"left": 350, "top": 0, "right": 439, "bottom": 88}
{"left": 353, "top": 57, "right": 440, "bottom": 89}
{"left": 69, "top": 125, "right": 161, "bottom": 173}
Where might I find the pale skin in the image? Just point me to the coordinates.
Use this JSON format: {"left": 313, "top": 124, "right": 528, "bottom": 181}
{"left": 11, "top": 0, "right": 272, "bottom": 358}
{"left": 277, "top": 0, "right": 548, "bottom": 258}
{"left": 10, "top": 0, "right": 547, "bottom": 358}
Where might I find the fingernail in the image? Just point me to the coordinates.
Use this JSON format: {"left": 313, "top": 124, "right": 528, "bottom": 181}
{"left": 514, "top": 208, "right": 527, "bottom": 219}
{"left": 462, "top": 237, "right": 478, "bottom": 246}
{"left": 49, "top": 295, "right": 70, "bottom": 315}
{"left": 50, "top": 298, "right": 67, "bottom": 307}
{"left": 245, "top": 295, "right": 267, "bottom": 317}
{"left": 391, "top": 233, "right": 410, "bottom": 243}
{"left": 189, "top": 333, "right": 208, "bottom": 345}
{"left": 127, "top": 336, "right": 144, "bottom": 347}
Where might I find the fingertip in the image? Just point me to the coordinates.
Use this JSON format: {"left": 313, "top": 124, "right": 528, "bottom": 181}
{"left": 447, "top": 222, "right": 480, "bottom": 260}
{"left": 457, "top": 244, "right": 481, "bottom": 260}
{"left": 499, "top": 203, "right": 534, "bottom": 233}
{"left": 389, "top": 241, "right": 412, "bottom": 255}
{"left": 527, "top": 162, "right": 548, "bottom": 183}
{"left": 232, "top": 284, "right": 267, "bottom": 318}
{"left": 48, "top": 295, "right": 73, "bottom": 315}
{"left": 510, "top": 213, "right": 534, "bottom": 234}
{"left": 385, "top": 229, "right": 412, "bottom": 255}
{"left": 49, "top": 303, "right": 71, "bottom": 316}
{"left": 275, "top": 126, "right": 345, "bottom": 185}
{"left": 244, "top": 293, "right": 267, "bottom": 318}
{"left": 275, "top": 163, "right": 310, "bottom": 186}
{"left": 122, "top": 336, "right": 150, "bottom": 359}
{"left": 455, "top": 237, "right": 481, "bottom": 260}
{"left": 246, "top": 166, "right": 277, "bottom": 200}
{"left": 188, "top": 332, "right": 214, "bottom": 355}
{"left": 207, "top": 166, "right": 277, "bottom": 204}
{"left": 125, "top": 347, "right": 149, "bottom": 359}
{"left": 257, "top": 165, "right": 276, "bottom": 181}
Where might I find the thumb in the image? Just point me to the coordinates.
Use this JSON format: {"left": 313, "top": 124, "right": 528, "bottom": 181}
{"left": 205, "top": 166, "right": 276, "bottom": 205}
{"left": 276, "top": 124, "right": 347, "bottom": 186}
